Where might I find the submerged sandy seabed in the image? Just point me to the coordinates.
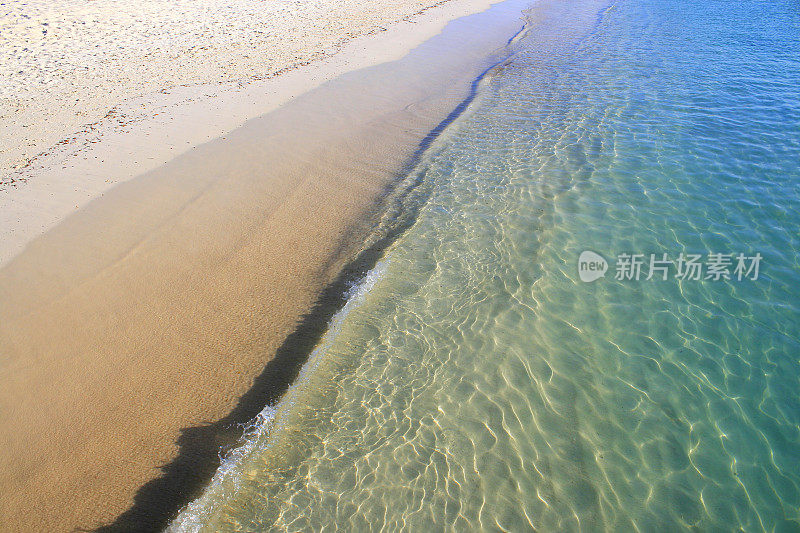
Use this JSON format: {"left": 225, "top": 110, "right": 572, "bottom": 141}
{"left": 0, "top": 0, "right": 530, "bottom": 530}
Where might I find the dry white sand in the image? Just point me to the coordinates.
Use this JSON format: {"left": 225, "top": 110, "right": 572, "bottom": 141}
{"left": 0, "top": 0, "right": 452, "bottom": 175}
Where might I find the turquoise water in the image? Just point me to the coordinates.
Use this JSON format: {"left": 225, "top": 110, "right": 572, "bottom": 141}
{"left": 171, "top": 0, "right": 800, "bottom": 530}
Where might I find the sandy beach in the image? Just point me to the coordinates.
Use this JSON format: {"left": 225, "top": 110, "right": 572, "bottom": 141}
{"left": 0, "top": 0, "right": 522, "bottom": 530}
{"left": 0, "top": 0, "right": 503, "bottom": 266}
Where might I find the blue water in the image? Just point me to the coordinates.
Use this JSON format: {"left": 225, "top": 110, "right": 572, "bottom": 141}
{"left": 171, "top": 0, "right": 800, "bottom": 530}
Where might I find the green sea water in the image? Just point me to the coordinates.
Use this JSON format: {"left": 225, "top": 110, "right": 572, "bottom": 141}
{"left": 170, "top": 0, "right": 800, "bottom": 530}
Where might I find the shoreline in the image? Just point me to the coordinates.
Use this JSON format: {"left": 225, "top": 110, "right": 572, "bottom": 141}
{"left": 167, "top": 47, "right": 525, "bottom": 529}
{"left": 0, "top": 0, "right": 530, "bottom": 530}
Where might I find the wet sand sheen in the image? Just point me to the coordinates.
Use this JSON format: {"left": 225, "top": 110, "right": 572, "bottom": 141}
{"left": 0, "top": 1, "right": 530, "bottom": 531}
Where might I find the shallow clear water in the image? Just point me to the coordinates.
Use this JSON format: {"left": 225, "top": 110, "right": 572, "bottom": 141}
{"left": 171, "top": 0, "right": 800, "bottom": 530}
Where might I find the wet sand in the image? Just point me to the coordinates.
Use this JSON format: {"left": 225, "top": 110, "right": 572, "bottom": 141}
{"left": 0, "top": 0, "right": 528, "bottom": 530}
